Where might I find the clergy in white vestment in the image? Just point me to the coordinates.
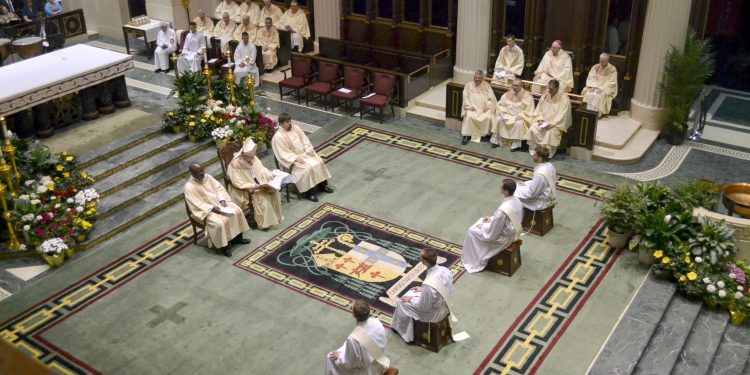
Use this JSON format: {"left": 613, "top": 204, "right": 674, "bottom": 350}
{"left": 214, "top": 0, "right": 239, "bottom": 20}
{"left": 193, "top": 10, "right": 214, "bottom": 37}
{"left": 233, "top": 15, "right": 258, "bottom": 42}
{"left": 326, "top": 300, "right": 390, "bottom": 375}
{"left": 235, "top": 0, "right": 260, "bottom": 24}
{"left": 177, "top": 22, "right": 206, "bottom": 75}
{"left": 271, "top": 113, "right": 333, "bottom": 202}
{"left": 461, "top": 70, "right": 497, "bottom": 145}
{"left": 525, "top": 79, "right": 572, "bottom": 158}
{"left": 233, "top": 32, "right": 260, "bottom": 87}
{"left": 213, "top": 12, "right": 236, "bottom": 53}
{"left": 515, "top": 146, "right": 557, "bottom": 210}
{"left": 581, "top": 53, "right": 618, "bottom": 116}
{"left": 533, "top": 40, "right": 574, "bottom": 93}
{"left": 259, "top": 0, "right": 283, "bottom": 29}
{"left": 279, "top": 1, "right": 309, "bottom": 52}
{"left": 184, "top": 163, "right": 250, "bottom": 257}
{"left": 153, "top": 22, "right": 176, "bottom": 73}
{"left": 257, "top": 17, "right": 280, "bottom": 72}
{"left": 391, "top": 248, "right": 454, "bottom": 342}
{"left": 462, "top": 179, "right": 524, "bottom": 273}
{"left": 491, "top": 78, "right": 535, "bottom": 151}
{"left": 492, "top": 34, "right": 524, "bottom": 83}
{"left": 227, "top": 139, "right": 283, "bottom": 230}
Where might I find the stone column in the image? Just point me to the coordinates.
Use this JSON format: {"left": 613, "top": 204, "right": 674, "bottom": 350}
{"left": 630, "top": 0, "right": 691, "bottom": 130}
{"left": 146, "top": 0, "right": 189, "bottom": 30}
{"left": 452, "top": 0, "right": 492, "bottom": 83}
{"left": 314, "top": 0, "right": 341, "bottom": 41}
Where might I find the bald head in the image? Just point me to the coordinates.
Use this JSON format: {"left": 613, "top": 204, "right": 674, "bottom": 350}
{"left": 473, "top": 70, "right": 484, "bottom": 85}
{"left": 189, "top": 163, "right": 205, "bottom": 181}
{"left": 197, "top": 9, "right": 205, "bottom": 18}
{"left": 599, "top": 53, "right": 610, "bottom": 67}
{"left": 222, "top": 12, "right": 230, "bottom": 22}
{"left": 511, "top": 77, "right": 523, "bottom": 93}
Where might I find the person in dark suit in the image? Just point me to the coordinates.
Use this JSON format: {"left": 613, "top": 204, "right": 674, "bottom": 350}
{"left": 36, "top": 10, "right": 63, "bottom": 51}
{"left": 20, "top": 0, "right": 35, "bottom": 22}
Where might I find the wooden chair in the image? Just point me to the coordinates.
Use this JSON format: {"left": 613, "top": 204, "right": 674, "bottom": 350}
{"left": 217, "top": 140, "right": 258, "bottom": 229}
{"left": 185, "top": 197, "right": 206, "bottom": 245}
{"left": 413, "top": 315, "right": 452, "bottom": 353}
{"left": 383, "top": 368, "right": 399, "bottom": 375}
{"left": 522, "top": 205, "right": 555, "bottom": 236}
{"left": 279, "top": 55, "right": 314, "bottom": 104}
{"left": 487, "top": 240, "right": 523, "bottom": 276}
{"left": 304, "top": 61, "right": 340, "bottom": 110}
{"left": 330, "top": 66, "right": 368, "bottom": 115}
{"left": 360, "top": 72, "right": 397, "bottom": 124}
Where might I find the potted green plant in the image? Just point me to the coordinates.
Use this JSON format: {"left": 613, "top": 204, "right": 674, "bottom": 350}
{"left": 673, "top": 180, "right": 719, "bottom": 211}
{"left": 689, "top": 216, "right": 736, "bottom": 265}
{"left": 630, "top": 207, "right": 691, "bottom": 265}
{"left": 600, "top": 185, "right": 642, "bottom": 249}
{"left": 659, "top": 30, "right": 714, "bottom": 145}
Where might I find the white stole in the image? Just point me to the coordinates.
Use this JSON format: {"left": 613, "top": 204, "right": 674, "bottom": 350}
{"left": 349, "top": 326, "right": 390, "bottom": 368}
{"left": 537, "top": 164, "right": 557, "bottom": 201}
{"left": 499, "top": 200, "right": 522, "bottom": 240}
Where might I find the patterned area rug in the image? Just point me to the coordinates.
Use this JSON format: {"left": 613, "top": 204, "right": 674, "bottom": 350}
{"left": 234, "top": 203, "right": 464, "bottom": 323}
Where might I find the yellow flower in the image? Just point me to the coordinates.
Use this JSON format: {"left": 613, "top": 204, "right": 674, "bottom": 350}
{"left": 662, "top": 257, "right": 670, "bottom": 264}
{"left": 653, "top": 250, "right": 663, "bottom": 259}
{"left": 63, "top": 172, "right": 70, "bottom": 178}
{"left": 188, "top": 121, "right": 196, "bottom": 127}
{"left": 210, "top": 116, "right": 216, "bottom": 121}
{"left": 679, "top": 275, "right": 687, "bottom": 282}
{"left": 168, "top": 111, "right": 174, "bottom": 117}
{"left": 66, "top": 156, "right": 74, "bottom": 162}
{"left": 684, "top": 256, "right": 691, "bottom": 264}
{"left": 56, "top": 165, "right": 64, "bottom": 172}
{"left": 189, "top": 114, "right": 195, "bottom": 119}
{"left": 217, "top": 119, "right": 223, "bottom": 124}
{"left": 47, "top": 184, "right": 54, "bottom": 191}
{"left": 62, "top": 151, "right": 69, "bottom": 156}
{"left": 82, "top": 172, "right": 88, "bottom": 178}
{"left": 687, "top": 272, "right": 698, "bottom": 281}
{"left": 201, "top": 119, "right": 207, "bottom": 123}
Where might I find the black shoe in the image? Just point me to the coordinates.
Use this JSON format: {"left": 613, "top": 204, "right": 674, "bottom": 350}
{"left": 491, "top": 143, "right": 499, "bottom": 149}
{"left": 231, "top": 236, "right": 251, "bottom": 245}
{"left": 163, "top": 68, "right": 171, "bottom": 74}
{"left": 320, "top": 186, "right": 334, "bottom": 194}
{"left": 461, "top": 136, "right": 470, "bottom": 145}
{"left": 292, "top": 46, "right": 299, "bottom": 52}
{"left": 221, "top": 247, "right": 232, "bottom": 257}
{"left": 510, "top": 147, "right": 521, "bottom": 152}
{"left": 154, "top": 68, "right": 162, "bottom": 73}
{"left": 481, "top": 135, "right": 491, "bottom": 142}
{"left": 265, "top": 68, "right": 273, "bottom": 73}
{"left": 306, "top": 192, "right": 319, "bottom": 202}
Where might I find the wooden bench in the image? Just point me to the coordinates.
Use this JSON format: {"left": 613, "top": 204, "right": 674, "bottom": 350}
{"left": 413, "top": 315, "right": 452, "bottom": 353}
{"left": 522, "top": 205, "right": 555, "bottom": 236}
{"left": 486, "top": 239, "right": 523, "bottom": 276}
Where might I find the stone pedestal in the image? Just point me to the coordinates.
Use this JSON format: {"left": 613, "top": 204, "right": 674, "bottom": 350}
{"left": 452, "top": 0, "right": 492, "bottom": 83}
{"left": 630, "top": 0, "right": 691, "bottom": 131}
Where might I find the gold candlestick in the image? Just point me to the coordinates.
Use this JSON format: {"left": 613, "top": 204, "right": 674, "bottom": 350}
{"left": 225, "top": 49, "right": 237, "bottom": 105}
{"left": 0, "top": 160, "right": 17, "bottom": 198}
{"left": 171, "top": 51, "right": 179, "bottom": 79}
{"left": 246, "top": 75, "right": 256, "bottom": 111}
{"left": 0, "top": 183, "right": 21, "bottom": 251}
{"left": 203, "top": 47, "right": 213, "bottom": 100}
{"left": 2, "top": 143, "right": 19, "bottom": 190}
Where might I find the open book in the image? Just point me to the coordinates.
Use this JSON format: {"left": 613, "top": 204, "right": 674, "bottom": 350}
{"left": 266, "top": 169, "right": 295, "bottom": 191}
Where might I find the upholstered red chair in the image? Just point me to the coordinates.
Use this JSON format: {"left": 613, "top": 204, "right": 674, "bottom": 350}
{"left": 279, "top": 55, "right": 314, "bottom": 104}
{"left": 304, "top": 61, "right": 340, "bottom": 110}
{"left": 360, "top": 73, "right": 397, "bottom": 124}
{"left": 329, "top": 66, "right": 368, "bottom": 115}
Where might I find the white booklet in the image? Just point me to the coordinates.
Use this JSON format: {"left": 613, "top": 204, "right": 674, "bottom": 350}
{"left": 337, "top": 88, "right": 352, "bottom": 94}
{"left": 267, "top": 169, "right": 295, "bottom": 191}
{"left": 362, "top": 93, "right": 376, "bottom": 99}
{"left": 218, "top": 206, "right": 234, "bottom": 215}
{"left": 540, "top": 122, "right": 551, "bottom": 129}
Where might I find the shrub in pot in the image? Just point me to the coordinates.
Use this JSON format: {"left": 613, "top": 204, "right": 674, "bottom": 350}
{"left": 600, "top": 185, "right": 642, "bottom": 249}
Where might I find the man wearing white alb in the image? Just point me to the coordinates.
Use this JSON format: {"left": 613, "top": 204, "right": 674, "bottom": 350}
{"left": 177, "top": 22, "right": 205, "bottom": 75}
{"left": 391, "top": 248, "right": 454, "bottom": 343}
{"left": 325, "top": 300, "right": 389, "bottom": 375}
{"left": 233, "top": 32, "right": 260, "bottom": 87}
{"left": 514, "top": 146, "right": 556, "bottom": 210}
{"left": 462, "top": 179, "right": 523, "bottom": 273}
{"left": 154, "top": 22, "right": 176, "bottom": 73}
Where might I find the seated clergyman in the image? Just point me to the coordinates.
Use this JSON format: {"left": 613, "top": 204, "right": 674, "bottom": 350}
{"left": 514, "top": 146, "right": 557, "bottom": 210}
{"left": 279, "top": 1, "right": 309, "bottom": 52}
{"left": 461, "top": 70, "right": 497, "bottom": 145}
{"left": 227, "top": 139, "right": 284, "bottom": 230}
{"left": 581, "top": 53, "right": 618, "bottom": 117}
{"left": 462, "top": 179, "right": 524, "bottom": 273}
{"left": 153, "top": 22, "right": 176, "bottom": 74}
{"left": 525, "top": 79, "right": 572, "bottom": 158}
{"left": 271, "top": 113, "right": 333, "bottom": 202}
{"left": 213, "top": 11, "right": 236, "bottom": 54}
{"left": 325, "top": 299, "right": 390, "bottom": 375}
{"left": 184, "top": 163, "right": 250, "bottom": 257}
{"left": 257, "top": 17, "right": 280, "bottom": 73}
{"left": 177, "top": 22, "right": 205, "bottom": 75}
{"left": 391, "top": 248, "right": 454, "bottom": 342}
{"left": 533, "top": 40, "right": 574, "bottom": 93}
{"left": 233, "top": 32, "right": 260, "bottom": 87}
{"left": 492, "top": 34, "right": 524, "bottom": 82}
{"left": 491, "top": 78, "right": 535, "bottom": 151}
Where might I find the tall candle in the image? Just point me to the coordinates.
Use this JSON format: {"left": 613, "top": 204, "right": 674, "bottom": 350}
{"left": 0, "top": 117, "right": 7, "bottom": 145}
{"left": 203, "top": 46, "right": 208, "bottom": 65}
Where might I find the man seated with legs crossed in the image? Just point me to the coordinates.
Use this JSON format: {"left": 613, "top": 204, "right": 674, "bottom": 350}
{"left": 184, "top": 163, "right": 250, "bottom": 257}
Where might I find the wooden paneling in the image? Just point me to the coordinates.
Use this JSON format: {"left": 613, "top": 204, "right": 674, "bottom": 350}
{"left": 342, "top": 15, "right": 370, "bottom": 44}
{"left": 370, "top": 19, "right": 395, "bottom": 49}
{"left": 395, "top": 23, "right": 421, "bottom": 52}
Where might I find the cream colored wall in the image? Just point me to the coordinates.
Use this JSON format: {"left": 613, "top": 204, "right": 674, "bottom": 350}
{"left": 65, "top": 0, "right": 131, "bottom": 39}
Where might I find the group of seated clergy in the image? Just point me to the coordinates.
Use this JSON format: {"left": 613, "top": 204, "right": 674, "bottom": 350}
{"left": 464, "top": 35, "right": 618, "bottom": 158}
{"left": 184, "top": 113, "right": 332, "bottom": 256}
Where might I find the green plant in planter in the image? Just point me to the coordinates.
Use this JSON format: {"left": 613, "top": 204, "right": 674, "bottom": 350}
{"left": 173, "top": 71, "right": 208, "bottom": 114}
{"left": 659, "top": 30, "right": 714, "bottom": 142}
{"left": 630, "top": 207, "right": 691, "bottom": 253}
{"left": 635, "top": 182, "right": 671, "bottom": 211}
{"left": 211, "top": 76, "right": 231, "bottom": 104}
{"left": 673, "top": 180, "right": 719, "bottom": 210}
{"left": 600, "top": 185, "right": 643, "bottom": 234}
{"left": 689, "top": 216, "right": 736, "bottom": 265}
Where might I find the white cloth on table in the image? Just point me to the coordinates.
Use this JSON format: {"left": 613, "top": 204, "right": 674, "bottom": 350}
{"left": 325, "top": 317, "right": 389, "bottom": 375}
{"left": 462, "top": 196, "right": 523, "bottom": 273}
{"left": 514, "top": 162, "right": 556, "bottom": 210}
{"left": 154, "top": 28, "right": 176, "bottom": 71}
{"left": 233, "top": 41, "right": 260, "bottom": 87}
{"left": 177, "top": 32, "right": 205, "bottom": 74}
{"left": 391, "top": 265, "right": 453, "bottom": 342}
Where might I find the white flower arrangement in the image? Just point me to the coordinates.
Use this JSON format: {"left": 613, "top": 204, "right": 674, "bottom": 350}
{"left": 204, "top": 109, "right": 213, "bottom": 116}
{"left": 707, "top": 284, "right": 717, "bottom": 293}
{"left": 728, "top": 273, "right": 736, "bottom": 279}
{"left": 738, "top": 286, "right": 744, "bottom": 292}
{"left": 30, "top": 199, "right": 40, "bottom": 205}
{"left": 35, "top": 215, "right": 42, "bottom": 222}
{"left": 37, "top": 185, "right": 48, "bottom": 194}
{"left": 21, "top": 214, "right": 34, "bottom": 222}
{"left": 74, "top": 188, "right": 100, "bottom": 206}
{"left": 736, "top": 292, "right": 744, "bottom": 299}
{"left": 18, "top": 194, "right": 30, "bottom": 200}
{"left": 24, "top": 180, "right": 35, "bottom": 186}
{"left": 22, "top": 225, "right": 30, "bottom": 231}
{"left": 702, "top": 277, "right": 711, "bottom": 284}
{"left": 66, "top": 198, "right": 74, "bottom": 204}
{"left": 717, "top": 281, "right": 726, "bottom": 288}
{"left": 226, "top": 105, "right": 236, "bottom": 112}
{"left": 695, "top": 256, "right": 703, "bottom": 263}
{"left": 40, "top": 237, "right": 68, "bottom": 255}
{"left": 718, "top": 290, "right": 727, "bottom": 298}
{"left": 211, "top": 126, "right": 233, "bottom": 140}
{"left": 76, "top": 206, "right": 84, "bottom": 213}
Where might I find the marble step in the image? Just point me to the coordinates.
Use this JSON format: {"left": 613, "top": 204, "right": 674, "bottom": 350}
{"left": 97, "top": 145, "right": 219, "bottom": 216}
{"left": 633, "top": 294, "right": 703, "bottom": 375}
{"left": 592, "top": 128, "right": 660, "bottom": 165}
{"left": 595, "top": 115, "right": 641, "bottom": 150}
{"left": 405, "top": 105, "right": 446, "bottom": 124}
{"left": 707, "top": 323, "right": 750, "bottom": 375}
{"left": 86, "top": 132, "right": 188, "bottom": 179}
{"left": 671, "top": 306, "right": 729, "bottom": 375}
{"left": 587, "top": 271, "right": 677, "bottom": 375}
{"left": 77, "top": 126, "right": 162, "bottom": 166}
